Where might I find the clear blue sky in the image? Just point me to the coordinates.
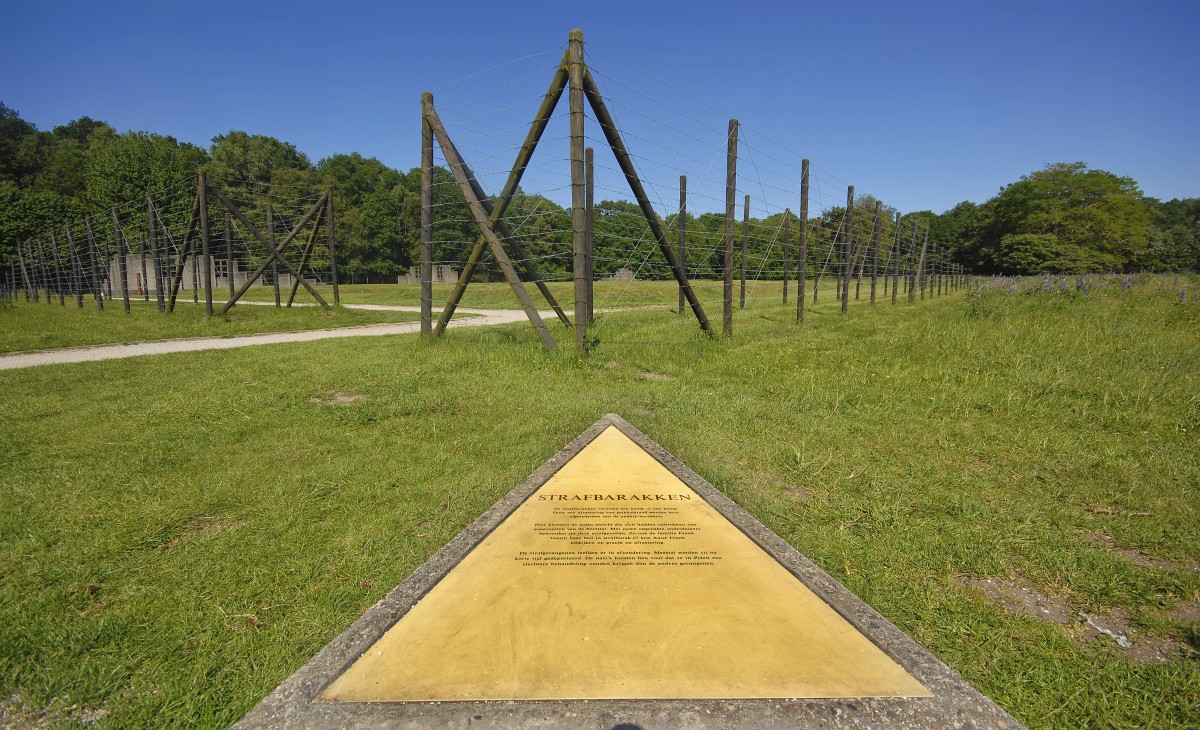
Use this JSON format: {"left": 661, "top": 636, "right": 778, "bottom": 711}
{"left": 2, "top": 0, "right": 1195, "bottom": 215}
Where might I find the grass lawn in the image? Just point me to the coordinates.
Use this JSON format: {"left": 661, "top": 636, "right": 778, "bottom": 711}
{"left": 235, "top": 279, "right": 736, "bottom": 311}
{"left": 0, "top": 277, "right": 1196, "bottom": 728}
{"left": 0, "top": 299, "right": 422, "bottom": 354}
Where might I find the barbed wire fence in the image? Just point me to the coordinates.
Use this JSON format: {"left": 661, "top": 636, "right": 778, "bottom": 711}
{"left": 2, "top": 29, "right": 967, "bottom": 356}
{"left": 415, "top": 30, "right": 962, "bottom": 353}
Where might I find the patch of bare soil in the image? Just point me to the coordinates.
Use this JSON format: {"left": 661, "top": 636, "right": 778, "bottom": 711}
{"left": 1167, "top": 602, "right": 1200, "bottom": 622}
{"left": 309, "top": 391, "right": 365, "bottom": 405}
{"left": 960, "top": 575, "right": 1193, "bottom": 663}
{"left": 640, "top": 370, "right": 675, "bottom": 381}
{"left": 155, "top": 516, "right": 241, "bottom": 552}
{"left": 1084, "top": 533, "right": 1200, "bottom": 574}
{"left": 1, "top": 693, "right": 107, "bottom": 728}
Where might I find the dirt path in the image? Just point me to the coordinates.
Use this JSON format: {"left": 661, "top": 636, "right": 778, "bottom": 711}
{"left": 0, "top": 306, "right": 533, "bottom": 371}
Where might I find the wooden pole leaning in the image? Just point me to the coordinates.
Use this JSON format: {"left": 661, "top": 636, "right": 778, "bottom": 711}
{"left": 797, "top": 159, "right": 809, "bottom": 323}
{"left": 425, "top": 104, "right": 557, "bottom": 351}
{"left": 432, "top": 62, "right": 572, "bottom": 336}
{"left": 870, "top": 200, "right": 881, "bottom": 304}
{"left": 199, "top": 171, "right": 213, "bottom": 316}
{"left": 287, "top": 193, "right": 326, "bottom": 307}
{"left": 678, "top": 176, "right": 686, "bottom": 314}
{"left": 420, "top": 96, "right": 433, "bottom": 336}
{"left": 268, "top": 205, "right": 281, "bottom": 307}
{"left": 724, "top": 119, "right": 738, "bottom": 336}
{"left": 581, "top": 67, "right": 711, "bottom": 335}
{"left": 213, "top": 185, "right": 329, "bottom": 314}
{"left": 842, "top": 186, "right": 853, "bottom": 314}
{"left": 167, "top": 193, "right": 201, "bottom": 311}
{"left": 569, "top": 29, "right": 588, "bottom": 352}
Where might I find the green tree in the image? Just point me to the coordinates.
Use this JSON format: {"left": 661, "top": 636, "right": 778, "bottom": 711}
{"left": 983, "top": 162, "right": 1148, "bottom": 273}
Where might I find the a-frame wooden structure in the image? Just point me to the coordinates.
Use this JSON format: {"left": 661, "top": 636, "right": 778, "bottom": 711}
{"left": 421, "top": 29, "right": 712, "bottom": 351}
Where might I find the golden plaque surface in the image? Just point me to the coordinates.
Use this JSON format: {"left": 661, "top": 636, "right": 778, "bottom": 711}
{"left": 321, "top": 426, "right": 930, "bottom": 702}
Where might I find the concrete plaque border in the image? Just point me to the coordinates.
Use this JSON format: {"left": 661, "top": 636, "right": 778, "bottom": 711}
{"left": 234, "top": 413, "right": 1023, "bottom": 729}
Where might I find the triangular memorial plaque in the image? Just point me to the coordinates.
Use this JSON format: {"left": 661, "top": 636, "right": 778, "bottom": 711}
{"left": 236, "top": 414, "right": 1024, "bottom": 728}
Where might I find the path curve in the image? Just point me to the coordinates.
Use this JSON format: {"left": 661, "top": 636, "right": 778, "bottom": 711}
{"left": 0, "top": 306, "right": 533, "bottom": 371}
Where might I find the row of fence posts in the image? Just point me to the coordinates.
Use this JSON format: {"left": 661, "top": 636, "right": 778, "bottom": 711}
{"left": 2, "top": 173, "right": 341, "bottom": 315}
{"left": 685, "top": 117, "right": 967, "bottom": 338}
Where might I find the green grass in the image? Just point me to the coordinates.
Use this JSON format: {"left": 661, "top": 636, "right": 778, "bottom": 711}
{"left": 0, "top": 277, "right": 1196, "bottom": 728}
{"left": 0, "top": 298, "right": 421, "bottom": 353}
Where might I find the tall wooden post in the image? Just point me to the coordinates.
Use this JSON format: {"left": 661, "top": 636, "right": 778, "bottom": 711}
{"left": 85, "top": 217, "right": 103, "bottom": 310}
{"left": 66, "top": 226, "right": 83, "bottom": 308}
{"left": 420, "top": 94, "right": 434, "bottom": 335}
{"left": 225, "top": 212, "right": 235, "bottom": 300}
{"left": 48, "top": 232, "right": 65, "bottom": 305}
{"left": 138, "top": 234, "right": 148, "bottom": 301}
{"left": 585, "top": 146, "right": 594, "bottom": 324}
{"left": 568, "top": 29, "right": 588, "bottom": 352}
{"left": 740, "top": 194, "right": 748, "bottom": 310}
{"left": 797, "top": 159, "right": 809, "bottom": 323}
{"left": 724, "top": 118, "right": 738, "bottom": 337}
{"left": 35, "top": 238, "right": 51, "bottom": 305}
{"left": 917, "top": 228, "right": 930, "bottom": 301}
{"left": 113, "top": 207, "right": 130, "bottom": 313}
{"left": 678, "top": 175, "right": 687, "bottom": 314}
{"left": 870, "top": 201, "right": 881, "bottom": 304}
{"left": 148, "top": 193, "right": 164, "bottom": 311}
{"left": 907, "top": 221, "right": 920, "bottom": 303}
{"left": 198, "top": 172, "right": 213, "bottom": 315}
{"left": 326, "top": 187, "right": 338, "bottom": 305}
{"left": 842, "top": 186, "right": 853, "bottom": 314}
{"left": 891, "top": 212, "right": 901, "bottom": 305}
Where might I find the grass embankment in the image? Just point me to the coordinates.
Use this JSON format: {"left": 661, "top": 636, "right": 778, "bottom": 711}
{"left": 0, "top": 299, "right": 421, "bottom": 354}
{"left": 0, "top": 278, "right": 1196, "bottom": 728}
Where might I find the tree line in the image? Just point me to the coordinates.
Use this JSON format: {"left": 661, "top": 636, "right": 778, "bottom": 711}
{"left": 3, "top": 102, "right": 1195, "bottom": 284}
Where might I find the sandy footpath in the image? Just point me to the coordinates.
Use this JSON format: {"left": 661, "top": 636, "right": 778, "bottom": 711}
{"left": 0, "top": 306, "right": 534, "bottom": 370}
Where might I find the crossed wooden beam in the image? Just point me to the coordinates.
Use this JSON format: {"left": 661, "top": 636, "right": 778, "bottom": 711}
{"left": 422, "top": 29, "right": 712, "bottom": 351}
{"left": 163, "top": 177, "right": 331, "bottom": 314}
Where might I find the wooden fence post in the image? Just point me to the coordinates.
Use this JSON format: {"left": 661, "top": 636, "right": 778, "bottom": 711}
{"left": 199, "top": 172, "right": 213, "bottom": 315}
{"left": 569, "top": 28, "right": 588, "bottom": 352}
{"left": 421, "top": 93, "right": 433, "bottom": 336}
{"left": 891, "top": 212, "right": 901, "bottom": 304}
{"left": 870, "top": 201, "right": 881, "bottom": 304}
{"left": 724, "top": 118, "right": 738, "bottom": 337}
{"left": 797, "top": 159, "right": 809, "bottom": 323}
{"left": 112, "top": 207, "right": 130, "bottom": 313}
{"left": 49, "top": 232, "right": 65, "bottom": 305}
{"left": 842, "top": 186, "right": 853, "bottom": 314}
